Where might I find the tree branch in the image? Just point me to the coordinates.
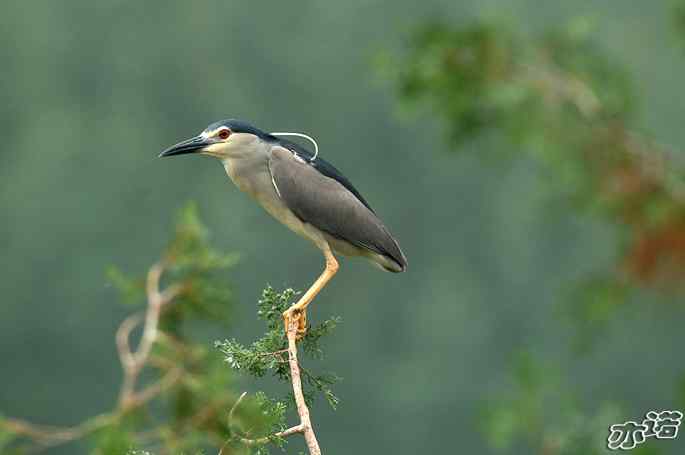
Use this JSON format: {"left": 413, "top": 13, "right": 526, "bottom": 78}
{"left": 117, "top": 261, "right": 182, "bottom": 407}
{"left": 285, "top": 315, "right": 321, "bottom": 455}
{"left": 116, "top": 312, "right": 143, "bottom": 372}
{"left": 224, "top": 313, "right": 322, "bottom": 455}
{"left": 2, "top": 261, "right": 184, "bottom": 453}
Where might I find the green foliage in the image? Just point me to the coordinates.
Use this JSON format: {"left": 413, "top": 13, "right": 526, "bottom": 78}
{"left": 162, "top": 203, "right": 239, "bottom": 327}
{"left": 0, "top": 418, "right": 18, "bottom": 455}
{"left": 392, "top": 17, "right": 648, "bottom": 233}
{"left": 0, "top": 204, "right": 266, "bottom": 455}
{"left": 396, "top": 22, "right": 521, "bottom": 142}
{"left": 394, "top": 15, "right": 685, "bottom": 455}
{"left": 481, "top": 352, "right": 625, "bottom": 455}
{"left": 483, "top": 352, "right": 667, "bottom": 455}
{"left": 215, "top": 392, "right": 290, "bottom": 455}
{"left": 301, "top": 316, "right": 341, "bottom": 360}
{"left": 216, "top": 286, "right": 341, "bottom": 408}
{"left": 397, "top": 18, "right": 633, "bottom": 132}
{"left": 215, "top": 286, "right": 341, "bottom": 452}
{"left": 674, "top": 1, "right": 685, "bottom": 43}
{"left": 3, "top": 204, "right": 341, "bottom": 455}
{"left": 217, "top": 287, "right": 295, "bottom": 380}
{"left": 393, "top": 18, "right": 634, "bottom": 174}
{"left": 245, "top": 392, "right": 289, "bottom": 453}
{"left": 92, "top": 423, "right": 136, "bottom": 455}
{"left": 103, "top": 204, "right": 249, "bottom": 453}
{"left": 166, "top": 202, "right": 239, "bottom": 272}
{"left": 560, "top": 276, "right": 631, "bottom": 352}
{"left": 107, "top": 203, "right": 238, "bottom": 325}
{"left": 106, "top": 266, "right": 145, "bottom": 306}
{"left": 392, "top": 15, "right": 685, "bottom": 334}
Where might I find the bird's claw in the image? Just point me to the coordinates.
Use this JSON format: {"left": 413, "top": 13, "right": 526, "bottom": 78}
{"left": 283, "top": 307, "right": 308, "bottom": 341}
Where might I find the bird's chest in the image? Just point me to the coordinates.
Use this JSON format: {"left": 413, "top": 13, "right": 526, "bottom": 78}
{"left": 223, "top": 156, "right": 270, "bottom": 199}
{"left": 222, "top": 157, "right": 317, "bottom": 242}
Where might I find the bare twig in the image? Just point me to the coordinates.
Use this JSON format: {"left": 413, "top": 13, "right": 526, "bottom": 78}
{"left": 221, "top": 392, "right": 305, "bottom": 454}
{"left": 118, "top": 261, "right": 182, "bottom": 407}
{"left": 129, "top": 367, "right": 184, "bottom": 408}
{"left": 235, "top": 424, "right": 305, "bottom": 447}
{"left": 520, "top": 62, "right": 601, "bottom": 118}
{"left": 116, "top": 312, "right": 143, "bottom": 370}
{"left": 519, "top": 60, "right": 685, "bottom": 206}
{"left": 228, "top": 392, "right": 248, "bottom": 429}
{"left": 285, "top": 315, "right": 321, "bottom": 455}
{"left": 5, "top": 412, "right": 116, "bottom": 454}
{"left": 3, "top": 261, "right": 185, "bottom": 453}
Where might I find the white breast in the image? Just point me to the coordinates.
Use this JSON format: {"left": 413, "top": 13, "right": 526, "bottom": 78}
{"left": 221, "top": 149, "right": 327, "bottom": 249}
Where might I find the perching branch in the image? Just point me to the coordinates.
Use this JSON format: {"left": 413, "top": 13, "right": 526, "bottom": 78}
{"left": 224, "top": 315, "right": 322, "bottom": 454}
{"left": 217, "top": 286, "right": 341, "bottom": 455}
{"left": 283, "top": 313, "right": 321, "bottom": 454}
{"left": 4, "top": 206, "right": 336, "bottom": 455}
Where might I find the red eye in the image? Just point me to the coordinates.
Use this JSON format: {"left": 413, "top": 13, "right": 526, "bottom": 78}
{"left": 218, "top": 129, "right": 231, "bottom": 140}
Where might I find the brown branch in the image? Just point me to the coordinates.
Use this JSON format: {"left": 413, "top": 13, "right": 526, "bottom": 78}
{"left": 235, "top": 424, "right": 305, "bottom": 447}
{"left": 285, "top": 315, "right": 321, "bottom": 455}
{"left": 223, "top": 316, "right": 322, "bottom": 455}
{"left": 116, "top": 312, "right": 143, "bottom": 371}
{"left": 5, "top": 412, "right": 116, "bottom": 453}
{"left": 520, "top": 60, "right": 685, "bottom": 207}
{"left": 4, "top": 257, "right": 324, "bottom": 455}
{"left": 2, "top": 261, "right": 185, "bottom": 453}
{"left": 125, "top": 367, "right": 184, "bottom": 410}
{"left": 520, "top": 62, "right": 601, "bottom": 118}
{"left": 118, "top": 261, "right": 182, "bottom": 407}
{"left": 220, "top": 392, "right": 305, "bottom": 454}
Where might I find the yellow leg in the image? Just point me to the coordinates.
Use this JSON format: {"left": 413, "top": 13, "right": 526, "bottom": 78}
{"left": 283, "top": 248, "right": 339, "bottom": 339}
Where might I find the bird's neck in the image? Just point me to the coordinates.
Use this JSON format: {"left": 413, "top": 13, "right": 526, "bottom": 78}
{"left": 221, "top": 140, "right": 272, "bottom": 197}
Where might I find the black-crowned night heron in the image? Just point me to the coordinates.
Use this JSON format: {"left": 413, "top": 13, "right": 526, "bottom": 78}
{"left": 160, "top": 119, "right": 407, "bottom": 337}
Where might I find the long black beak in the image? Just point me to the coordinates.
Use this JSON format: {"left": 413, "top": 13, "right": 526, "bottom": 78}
{"left": 159, "top": 135, "right": 211, "bottom": 157}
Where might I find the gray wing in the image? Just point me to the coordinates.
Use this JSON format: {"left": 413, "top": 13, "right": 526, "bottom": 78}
{"left": 268, "top": 146, "right": 407, "bottom": 272}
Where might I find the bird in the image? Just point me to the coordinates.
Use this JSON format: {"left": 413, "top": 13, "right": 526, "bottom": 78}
{"left": 160, "top": 119, "right": 407, "bottom": 338}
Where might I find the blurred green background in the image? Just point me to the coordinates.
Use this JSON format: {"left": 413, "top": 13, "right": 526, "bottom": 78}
{"left": 2, "top": 1, "right": 685, "bottom": 454}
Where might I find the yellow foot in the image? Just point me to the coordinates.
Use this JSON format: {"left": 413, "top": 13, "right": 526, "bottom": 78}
{"left": 283, "top": 307, "right": 308, "bottom": 340}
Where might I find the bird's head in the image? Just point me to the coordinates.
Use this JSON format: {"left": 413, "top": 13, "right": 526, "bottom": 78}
{"left": 160, "top": 119, "right": 270, "bottom": 160}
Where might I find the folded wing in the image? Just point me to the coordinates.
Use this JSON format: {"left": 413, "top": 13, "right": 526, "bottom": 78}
{"left": 268, "top": 145, "right": 406, "bottom": 272}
